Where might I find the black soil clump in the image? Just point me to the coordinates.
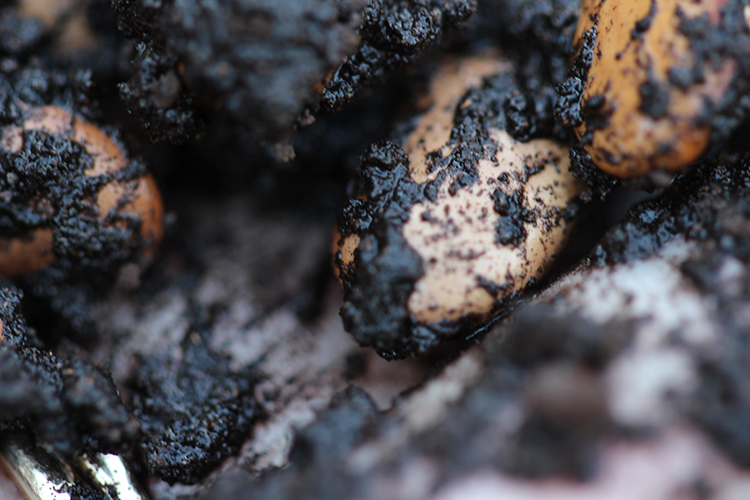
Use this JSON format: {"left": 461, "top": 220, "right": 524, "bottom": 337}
{"left": 197, "top": 307, "right": 631, "bottom": 500}
{"left": 585, "top": 152, "right": 750, "bottom": 469}
{"left": 592, "top": 155, "right": 750, "bottom": 266}
{"left": 112, "top": 0, "right": 475, "bottom": 154}
{"left": 112, "top": 0, "right": 369, "bottom": 148}
{"left": 320, "top": 0, "right": 476, "bottom": 112}
{"left": 671, "top": 157, "right": 750, "bottom": 468}
{"left": 475, "top": 0, "right": 580, "bottom": 89}
{"left": 127, "top": 311, "right": 265, "bottom": 485}
{"left": 337, "top": 140, "right": 426, "bottom": 359}
{"left": 0, "top": 287, "right": 138, "bottom": 459}
{"left": 118, "top": 41, "right": 207, "bottom": 145}
{"left": 199, "top": 386, "right": 381, "bottom": 500}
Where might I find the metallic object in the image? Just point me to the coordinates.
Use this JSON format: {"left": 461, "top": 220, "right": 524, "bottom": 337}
{"left": 0, "top": 432, "right": 74, "bottom": 500}
{"left": 0, "top": 432, "right": 149, "bottom": 500}
{"left": 78, "top": 453, "right": 148, "bottom": 500}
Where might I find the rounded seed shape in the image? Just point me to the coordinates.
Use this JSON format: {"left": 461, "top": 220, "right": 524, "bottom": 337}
{"left": 0, "top": 105, "right": 164, "bottom": 278}
{"left": 334, "top": 54, "right": 583, "bottom": 358}
{"left": 564, "top": 0, "right": 750, "bottom": 178}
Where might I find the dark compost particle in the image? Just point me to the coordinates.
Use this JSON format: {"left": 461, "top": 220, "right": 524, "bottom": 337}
{"left": 319, "top": 0, "right": 476, "bottom": 112}
{"left": 591, "top": 155, "right": 750, "bottom": 267}
{"left": 474, "top": 0, "right": 581, "bottom": 89}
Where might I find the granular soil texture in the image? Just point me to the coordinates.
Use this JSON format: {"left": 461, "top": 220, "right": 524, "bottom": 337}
{"left": 127, "top": 309, "right": 265, "bottom": 485}
{"left": 0, "top": 286, "right": 138, "bottom": 460}
{"left": 337, "top": 65, "right": 575, "bottom": 359}
{"left": 474, "top": 0, "right": 580, "bottom": 89}
{"left": 197, "top": 307, "right": 631, "bottom": 500}
{"left": 319, "top": 0, "right": 476, "bottom": 112}
{"left": 580, "top": 152, "right": 750, "bottom": 469}
{"left": 112, "top": 0, "right": 369, "bottom": 148}
{"left": 591, "top": 154, "right": 750, "bottom": 267}
{"left": 671, "top": 159, "right": 750, "bottom": 468}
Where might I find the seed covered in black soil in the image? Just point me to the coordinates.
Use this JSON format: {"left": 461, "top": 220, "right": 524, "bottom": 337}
{"left": 334, "top": 54, "right": 582, "bottom": 359}
{"left": 558, "top": 0, "right": 750, "bottom": 179}
{"left": 0, "top": 103, "right": 163, "bottom": 279}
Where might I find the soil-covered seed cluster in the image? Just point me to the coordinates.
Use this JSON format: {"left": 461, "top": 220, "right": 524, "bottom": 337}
{"left": 3, "top": 0, "right": 750, "bottom": 498}
{"left": 199, "top": 153, "right": 750, "bottom": 500}
{"left": 0, "top": 63, "right": 164, "bottom": 343}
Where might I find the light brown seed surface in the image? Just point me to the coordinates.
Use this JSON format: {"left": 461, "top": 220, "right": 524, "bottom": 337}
{"left": 17, "top": 0, "right": 96, "bottom": 53}
{"left": 573, "top": 0, "right": 741, "bottom": 178}
{"left": 404, "top": 130, "right": 580, "bottom": 323}
{"left": 335, "top": 54, "right": 583, "bottom": 355}
{"left": 0, "top": 106, "right": 164, "bottom": 278}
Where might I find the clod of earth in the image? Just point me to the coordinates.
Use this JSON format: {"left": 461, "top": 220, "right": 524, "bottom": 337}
{"left": 0, "top": 286, "right": 138, "bottom": 460}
